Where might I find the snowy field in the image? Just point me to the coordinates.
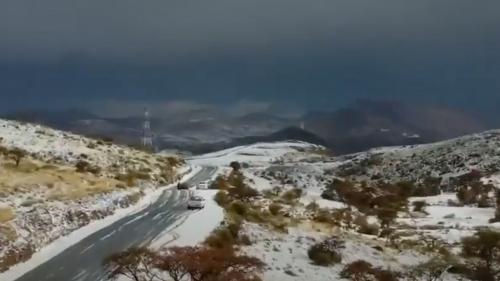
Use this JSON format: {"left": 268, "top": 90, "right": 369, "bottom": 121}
{"left": 401, "top": 194, "right": 500, "bottom": 244}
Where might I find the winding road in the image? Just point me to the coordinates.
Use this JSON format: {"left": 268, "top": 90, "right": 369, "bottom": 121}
{"left": 13, "top": 166, "right": 218, "bottom": 281}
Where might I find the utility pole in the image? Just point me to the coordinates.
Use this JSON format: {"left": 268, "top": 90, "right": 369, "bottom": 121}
{"left": 141, "top": 108, "right": 153, "bottom": 149}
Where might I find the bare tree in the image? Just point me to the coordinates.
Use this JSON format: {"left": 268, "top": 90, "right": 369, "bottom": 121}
{"left": 9, "top": 148, "right": 26, "bottom": 167}
{"left": 104, "top": 246, "right": 265, "bottom": 281}
{"left": 103, "top": 247, "right": 159, "bottom": 281}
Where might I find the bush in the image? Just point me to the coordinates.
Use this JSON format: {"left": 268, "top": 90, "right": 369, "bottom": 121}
{"left": 412, "top": 200, "right": 427, "bottom": 213}
{"left": 205, "top": 228, "right": 235, "bottom": 249}
{"left": 227, "top": 221, "right": 242, "bottom": 239}
{"left": 228, "top": 185, "right": 259, "bottom": 202}
{"left": 230, "top": 161, "right": 242, "bottom": 171}
{"left": 268, "top": 203, "right": 283, "bottom": 216}
{"left": 461, "top": 230, "right": 500, "bottom": 280}
{"left": 307, "top": 237, "right": 344, "bottom": 266}
{"left": 282, "top": 188, "right": 303, "bottom": 202}
{"left": 8, "top": 148, "right": 26, "bottom": 167}
{"left": 75, "top": 160, "right": 90, "bottom": 173}
{"left": 210, "top": 176, "right": 229, "bottom": 190}
{"left": 214, "top": 191, "right": 230, "bottom": 206}
{"left": 321, "top": 188, "right": 338, "bottom": 201}
{"left": 229, "top": 201, "right": 249, "bottom": 216}
{"left": 376, "top": 207, "right": 398, "bottom": 229}
{"left": 314, "top": 209, "right": 333, "bottom": 224}
{"left": 340, "top": 260, "right": 399, "bottom": 281}
{"left": 306, "top": 201, "right": 320, "bottom": 212}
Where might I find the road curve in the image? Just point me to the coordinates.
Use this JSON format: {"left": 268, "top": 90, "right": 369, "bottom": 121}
{"left": 13, "top": 166, "right": 217, "bottom": 281}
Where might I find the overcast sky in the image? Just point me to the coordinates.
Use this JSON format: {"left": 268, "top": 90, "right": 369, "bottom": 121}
{"left": 0, "top": 0, "right": 499, "bottom": 117}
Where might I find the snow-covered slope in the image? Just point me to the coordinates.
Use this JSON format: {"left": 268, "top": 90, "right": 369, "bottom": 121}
{"left": 186, "top": 134, "right": 500, "bottom": 281}
{"left": 333, "top": 129, "right": 500, "bottom": 185}
{"left": 0, "top": 118, "right": 184, "bottom": 272}
{"left": 0, "top": 119, "right": 183, "bottom": 182}
{"left": 188, "top": 141, "right": 325, "bottom": 167}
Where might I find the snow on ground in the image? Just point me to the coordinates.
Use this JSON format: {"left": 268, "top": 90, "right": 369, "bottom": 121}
{"left": 0, "top": 118, "right": 181, "bottom": 181}
{"left": 188, "top": 141, "right": 322, "bottom": 167}
{"left": 400, "top": 193, "right": 500, "bottom": 244}
{"left": 332, "top": 129, "right": 500, "bottom": 184}
{"left": 483, "top": 173, "right": 500, "bottom": 189}
{"left": 242, "top": 223, "right": 425, "bottom": 281}
{"left": 0, "top": 167, "right": 199, "bottom": 281}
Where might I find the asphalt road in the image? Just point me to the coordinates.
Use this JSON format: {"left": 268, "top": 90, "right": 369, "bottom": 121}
{"left": 13, "top": 166, "right": 217, "bottom": 281}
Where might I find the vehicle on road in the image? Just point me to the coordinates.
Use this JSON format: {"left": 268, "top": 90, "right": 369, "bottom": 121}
{"left": 197, "top": 180, "right": 210, "bottom": 189}
{"left": 177, "top": 182, "right": 190, "bottom": 190}
{"left": 187, "top": 195, "right": 206, "bottom": 210}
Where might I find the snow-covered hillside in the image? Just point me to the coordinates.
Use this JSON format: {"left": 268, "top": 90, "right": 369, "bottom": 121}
{"left": 333, "top": 129, "right": 500, "bottom": 185}
{"left": 0, "top": 119, "right": 184, "bottom": 272}
{"left": 187, "top": 135, "right": 500, "bottom": 281}
{"left": 0, "top": 119, "right": 183, "bottom": 182}
{"left": 189, "top": 141, "right": 326, "bottom": 167}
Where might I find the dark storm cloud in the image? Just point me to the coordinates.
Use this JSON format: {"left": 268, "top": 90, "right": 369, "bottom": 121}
{"left": 1, "top": 0, "right": 499, "bottom": 62}
{"left": 0, "top": 0, "right": 499, "bottom": 116}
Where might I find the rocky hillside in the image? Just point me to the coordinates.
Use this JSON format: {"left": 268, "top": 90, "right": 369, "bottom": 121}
{"left": 333, "top": 129, "right": 500, "bottom": 185}
{"left": 0, "top": 119, "right": 184, "bottom": 272}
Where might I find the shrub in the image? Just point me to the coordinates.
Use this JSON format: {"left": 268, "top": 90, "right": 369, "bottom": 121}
{"left": 227, "top": 221, "right": 242, "bottom": 239}
{"left": 306, "top": 201, "right": 320, "bottom": 212}
{"left": 412, "top": 200, "right": 427, "bottom": 213}
{"left": 8, "top": 148, "right": 26, "bottom": 167}
{"left": 210, "top": 176, "right": 229, "bottom": 190}
{"left": 340, "top": 260, "right": 399, "bottom": 281}
{"left": 228, "top": 184, "right": 259, "bottom": 202}
{"left": 230, "top": 161, "right": 242, "bottom": 171}
{"left": 229, "top": 201, "right": 249, "bottom": 216}
{"left": 214, "top": 191, "right": 230, "bottom": 206}
{"left": 205, "top": 228, "right": 235, "bottom": 249}
{"left": 321, "top": 188, "right": 338, "bottom": 201}
{"left": 461, "top": 230, "right": 500, "bottom": 280}
{"left": 308, "top": 237, "right": 344, "bottom": 266}
{"left": 314, "top": 208, "right": 333, "bottom": 224}
{"left": 376, "top": 207, "right": 398, "bottom": 229}
{"left": 406, "top": 256, "right": 456, "bottom": 281}
{"left": 268, "top": 203, "right": 283, "bottom": 216}
{"left": 75, "top": 160, "right": 90, "bottom": 173}
{"left": 282, "top": 188, "right": 303, "bottom": 202}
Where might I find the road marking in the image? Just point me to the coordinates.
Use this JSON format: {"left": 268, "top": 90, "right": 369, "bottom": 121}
{"left": 122, "top": 211, "right": 150, "bottom": 227}
{"left": 71, "top": 269, "right": 87, "bottom": 280}
{"left": 80, "top": 243, "right": 95, "bottom": 254}
{"left": 100, "top": 230, "right": 116, "bottom": 241}
{"left": 153, "top": 211, "right": 168, "bottom": 220}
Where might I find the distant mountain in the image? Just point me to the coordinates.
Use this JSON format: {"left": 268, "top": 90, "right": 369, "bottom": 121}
{"left": 303, "top": 99, "right": 486, "bottom": 155}
{"left": 3, "top": 100, "right": 489, "bottom": 155}
{"left": 4, "top": 108, "right": 98, "bottom": 130}
{"left": 157, "top": 126, "right": 326, "bottom": 155}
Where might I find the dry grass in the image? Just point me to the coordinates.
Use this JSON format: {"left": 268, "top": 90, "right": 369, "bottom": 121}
{"left": 0, "top": 208, "right": 15, "bottom": 223}
{"left": 0, "top": 157, "right": 120, "bottom": 201}
{"left": 0, "top": 223, "right": 17, "bottom": 241}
